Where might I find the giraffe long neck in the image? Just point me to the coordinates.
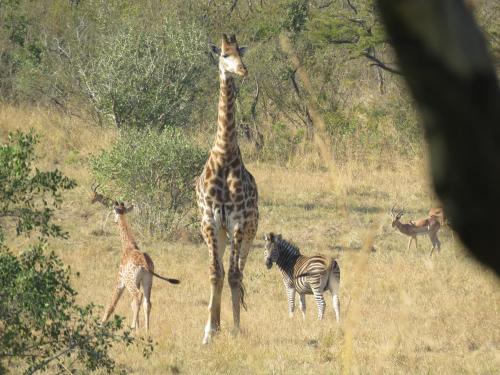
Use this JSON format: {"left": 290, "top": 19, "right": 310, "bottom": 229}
{"left": 213, "top": 72, "right": 238, "bottom": 160}
{"left": 117, "top": 215, "right": 139, "bottom": 251}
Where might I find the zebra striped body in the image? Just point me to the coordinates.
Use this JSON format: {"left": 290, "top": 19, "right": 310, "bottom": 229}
{"left": 264, "top": 233, "right": 340, "bottom": 322}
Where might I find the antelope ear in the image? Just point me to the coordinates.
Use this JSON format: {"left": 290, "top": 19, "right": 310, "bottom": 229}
{"left": 210, "top": 44, "right": 221, "bottom": 55}
{"left": 238, "top": 46, "right": 247, "bottom": 56}
{"left": 125, "top": 205, "right": 134, "bottom": 213}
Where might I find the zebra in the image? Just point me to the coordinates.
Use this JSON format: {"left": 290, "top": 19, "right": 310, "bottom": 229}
{"left": 264, "top": 232, "right": 340, "bottom": 322}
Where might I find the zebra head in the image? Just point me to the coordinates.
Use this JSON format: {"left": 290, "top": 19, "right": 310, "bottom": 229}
{"left": 264, "top": 232, "right": 282, "bottom": 269}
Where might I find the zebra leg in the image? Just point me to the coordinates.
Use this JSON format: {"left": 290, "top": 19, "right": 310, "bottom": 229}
{"left": 312, "top": 288, "right": 326, "bottom": 320}
{"left": 299, "top": 293, "right": 306, "bottom": 320}
{"left": 328, "top": 267, "right": 341, "bottom": 323}
{"left": 332, "top": 294, "right": 340, "bottom": 323}
{"left": 202, "top": 222, "right": 226, "bottom": 345}
{"left": 286, "top": 287, "right": 296, "bottom": 318}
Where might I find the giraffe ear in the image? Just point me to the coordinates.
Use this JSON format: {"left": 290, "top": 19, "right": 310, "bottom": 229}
{"left": 210, "top": 44, "right": 221, "bottom": 55}
{"left": 238, "top": 46, "right": 247, "bottom": 56}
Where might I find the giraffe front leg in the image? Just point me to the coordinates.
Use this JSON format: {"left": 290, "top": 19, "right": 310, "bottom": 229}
{"left": 312, "top": 288, "right": 326, "bottom": 320}
{"left": 203, "top": 225, "right": 226, "bottom": 345}
{"left": 102, "top": 282, "right": 125, "bottom": 323}
{"left": 299, "top": 293, "right": 306, "bottom": 320}
{"left": 286, "top": 287, "right": 296, "bottom": 318}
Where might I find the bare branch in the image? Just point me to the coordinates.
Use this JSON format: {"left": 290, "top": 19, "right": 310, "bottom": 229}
{"left": 346, "top": 0, "right": 358, "bottom": 14}
{"left": 362, "top": 51, "right": 402, "bottom": 75}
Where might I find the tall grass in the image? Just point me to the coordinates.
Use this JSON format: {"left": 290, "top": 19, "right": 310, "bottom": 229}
{"left": 1, "top": 106, "right": 498, "bottom": 374}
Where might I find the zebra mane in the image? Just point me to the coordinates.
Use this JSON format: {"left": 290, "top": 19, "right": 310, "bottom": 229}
{"left": 276, "top": 238, "right": 301, "bottom": 257}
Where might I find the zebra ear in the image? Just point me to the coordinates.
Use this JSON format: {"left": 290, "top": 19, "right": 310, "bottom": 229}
{"left": 277, "top": 234, "right": 282, "bottom": 241}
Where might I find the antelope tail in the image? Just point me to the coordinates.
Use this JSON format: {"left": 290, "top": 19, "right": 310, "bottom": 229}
{"left": 152, "top": 271, "right": 180, "bottom": 284}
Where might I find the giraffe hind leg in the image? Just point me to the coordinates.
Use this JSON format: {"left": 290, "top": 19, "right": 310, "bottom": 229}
{"left": 228, "top": 231, "right": 251, "bottom": 335}
{"left": 128, "top": 282, "right": 143, "bottom": 331}
{"left": 142, "top": 273, "right": 153, "bottom": 332}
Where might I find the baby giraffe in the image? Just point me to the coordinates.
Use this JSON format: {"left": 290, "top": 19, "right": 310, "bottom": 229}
{"left": 94, "top": 197, "right": 180, "bottom": 331}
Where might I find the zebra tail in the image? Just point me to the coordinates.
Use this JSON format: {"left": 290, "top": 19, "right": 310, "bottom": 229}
{"left": 330, "top": 258, "right": 340, "bottom": 283}
{"left": 152, "top": 271, "right": 180, "bottom": 284}
{"left": 240, "top": 281, "right": 247, "bottom": 311}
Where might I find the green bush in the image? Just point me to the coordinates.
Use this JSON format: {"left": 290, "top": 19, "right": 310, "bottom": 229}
{"left": 90, "top": 128, "right": 206, "bottom": 237}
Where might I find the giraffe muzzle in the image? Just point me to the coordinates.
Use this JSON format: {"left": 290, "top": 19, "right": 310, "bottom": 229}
{"left": 237, "top": 65, "right": 248, "bottom": 77}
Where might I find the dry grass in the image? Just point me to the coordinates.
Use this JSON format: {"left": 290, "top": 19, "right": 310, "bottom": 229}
{"left": 1, "top": 106, "right": 499, "bottom": 374}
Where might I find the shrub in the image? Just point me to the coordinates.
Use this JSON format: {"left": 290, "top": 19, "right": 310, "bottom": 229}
{"left": 68, "top": 15, "right": 207, "bottom": 130}
{"left": 0, "top": 130, "right": 76, "bottom": 239}
{"left": 90, "top": 128, "right": 206, "bottom": 237}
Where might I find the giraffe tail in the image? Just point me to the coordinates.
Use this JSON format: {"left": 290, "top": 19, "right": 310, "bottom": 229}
{"left": 240, "top": 282, "right": 247, "bottom": 311}
{"left": 152, "top": 271, "right": 180, "bottom": 284}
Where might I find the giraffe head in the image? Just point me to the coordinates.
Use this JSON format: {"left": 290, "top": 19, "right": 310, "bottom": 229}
{"left": 113, "top": 201, "right": 134, "bottom": 222}
{"left": 210, "top": 34, "right": 248, "bottom": 77}
{"left": 264, "top": 232, "right": 282, "bottom": 269}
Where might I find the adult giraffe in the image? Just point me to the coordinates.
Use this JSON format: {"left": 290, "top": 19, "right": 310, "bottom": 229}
{"left": 196, "top": 34, "right": 259, "bottom": 344}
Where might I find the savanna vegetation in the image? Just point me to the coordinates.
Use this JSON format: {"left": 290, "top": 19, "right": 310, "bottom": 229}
{"left": 0, "top": 0, "right": 498, "bottom": 374}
